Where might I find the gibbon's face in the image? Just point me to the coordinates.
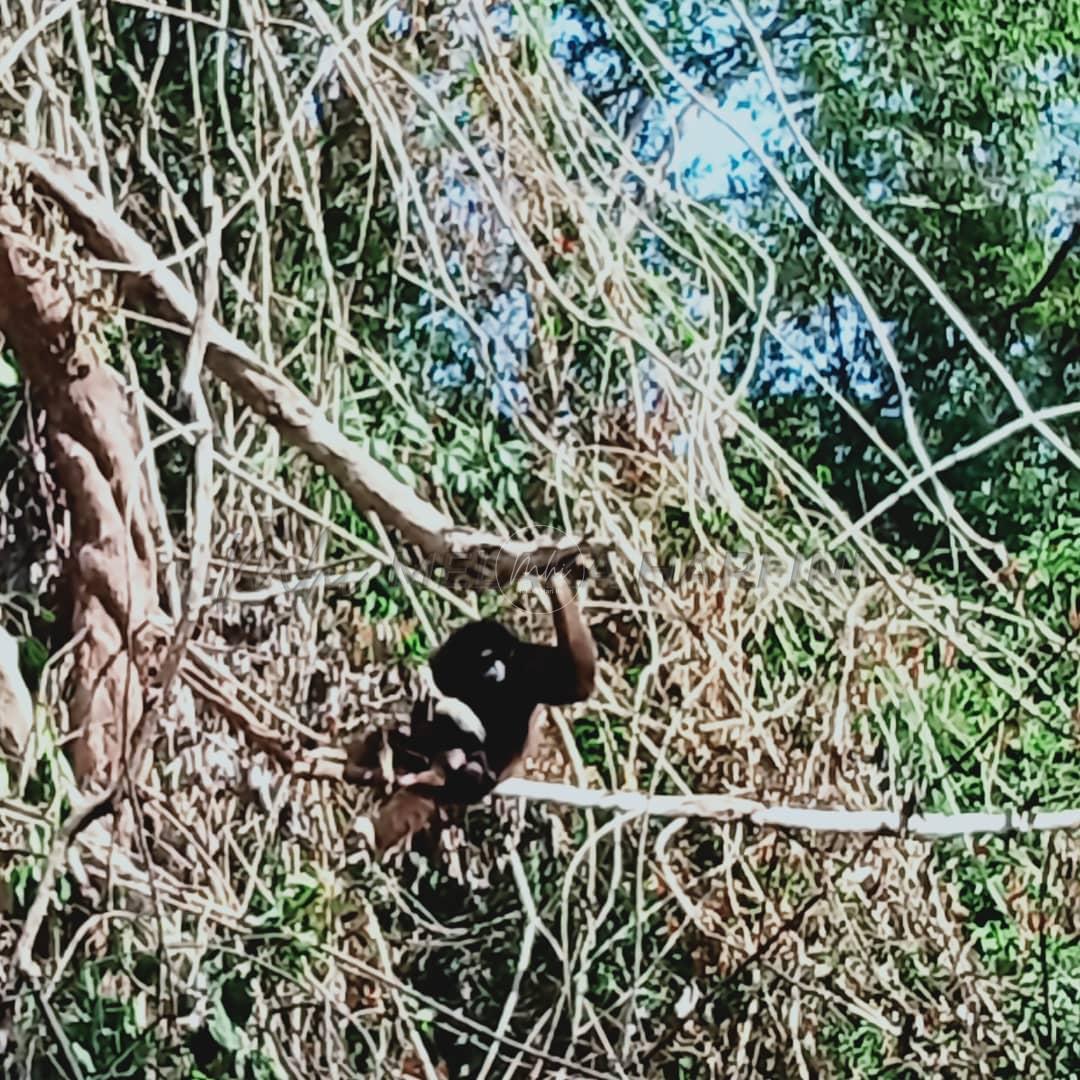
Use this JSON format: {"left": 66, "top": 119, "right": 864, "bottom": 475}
{"left": 477, "top": 645, "right": 506, "bottom": 683}
{"left": 430, "top": 620, "right": 519, "bottom": 701}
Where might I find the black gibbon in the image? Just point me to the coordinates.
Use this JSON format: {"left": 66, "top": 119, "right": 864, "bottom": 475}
{"left": 353, "top": 573, "right": 596, "bottom": 854}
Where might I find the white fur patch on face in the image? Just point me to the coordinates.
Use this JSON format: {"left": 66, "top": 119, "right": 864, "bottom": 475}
{"left": 484, "top": 658, "right": 507, "bottom": 683}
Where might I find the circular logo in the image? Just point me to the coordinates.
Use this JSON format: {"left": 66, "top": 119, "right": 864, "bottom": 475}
{"left": 494, "top": 526, "right": 589, "bottom": 613}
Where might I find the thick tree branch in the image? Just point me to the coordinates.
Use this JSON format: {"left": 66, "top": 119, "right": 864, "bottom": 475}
{"left": 1, "top": 140, "right": 582, "bottom": 584}
{"left": 0, "top": 200, "right": 159, "bottom": 788}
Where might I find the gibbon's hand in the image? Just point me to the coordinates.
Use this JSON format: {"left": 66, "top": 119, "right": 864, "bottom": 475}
{"left": 399, "top": 747, "right": 498, "bottom": 803}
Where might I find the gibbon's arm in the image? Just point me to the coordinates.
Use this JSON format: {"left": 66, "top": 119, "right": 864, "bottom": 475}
{"left": 373, "top": 789, "right": 436, "bottom": 855}
{"left": 530, "top": 572, "right": 596, "bottom": 706}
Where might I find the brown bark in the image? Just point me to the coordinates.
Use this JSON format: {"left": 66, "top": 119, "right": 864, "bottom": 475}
{"left": 0, "top": 202, "right": 159, "bottom": 788}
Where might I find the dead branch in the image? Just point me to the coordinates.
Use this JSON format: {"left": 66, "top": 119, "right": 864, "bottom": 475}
{"left": 495, "top": 778, "right": 1080, "bottom": 839}
{"left": 10, "top": 787, "right": 113, "bottom": 979}
{"left": 1, "top": 140, "right": 583, "bottom": 584}
{"left": 180, "top": 650, "right": 305, "bottom": 770}
{"left": 157, "top": 195, "right": 221, "bottom": 695}
{"left": 9, "top": 675, "right": 163, "bottom": 985}
{"left": 292, "top": 764, "right": 1080, "bottom": 840}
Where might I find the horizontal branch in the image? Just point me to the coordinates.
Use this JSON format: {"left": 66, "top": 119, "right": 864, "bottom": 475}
{"left": 495, "top": 779, "right": 1080, "bottom": 840}
{"left": 300, "top": 763, "right": 1080, "bottom": 842}
{"left": 2, "top": 140, "right": 580, "bottom": 583}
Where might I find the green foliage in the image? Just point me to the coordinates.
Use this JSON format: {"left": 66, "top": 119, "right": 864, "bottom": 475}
{"left": 1023, "top": 514, "right": 1080, "bottom": 635}
{"left": 247, "top": 864, "right": 332, "bottom": 964}
{"left": 749, "top": 0, "right": 1080, "bottom": 565}
{"left": 37, "top": 968, "right": 157, "bottom": 1079}
{"left": 572, "top": 710, "right": 630, "bottom": 783}
{"left": 18, "top": 633, "right": 49, "bottom": 689}
{"left": 820, "top": 1017, "right": 886, "bottom": 1077}
{"left": 22, "top": 749, "right": 59, "bottom": 810}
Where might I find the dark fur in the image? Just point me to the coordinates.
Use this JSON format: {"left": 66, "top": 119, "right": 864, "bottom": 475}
{"left": 372, "top": 577, "right": 596, "bottom": 854}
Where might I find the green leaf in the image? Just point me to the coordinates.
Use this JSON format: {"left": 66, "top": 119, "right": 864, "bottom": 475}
{"left": 209, "top": 996, "right": 243, "bottom": 1052}
{"left": 20, "top": 636, "right": 49, "bottom": 680}
{"left": 70, "top": 1044, "right": 95, "bottom": 1072}
{"left": 0, "top": 355, "right": 19, "bottom": 388}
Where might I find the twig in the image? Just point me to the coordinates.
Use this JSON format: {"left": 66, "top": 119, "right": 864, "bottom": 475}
{"left": 999, "top": 223, "right": 1080, "bottom": 321}
{"left": 158, "top": 192, "right": 222, "bottom": 690}
{"left": 179, "top": 657, "right": 301, "bottom": 770}
{"left": 475, "top": 847, "right": 540, "bottom": 1080}
{"left": 11, "top": 788, "right": 114, "bottom": 979}
{"left": 1039, "top": 833, "right": 1058, "bottom": 1072}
